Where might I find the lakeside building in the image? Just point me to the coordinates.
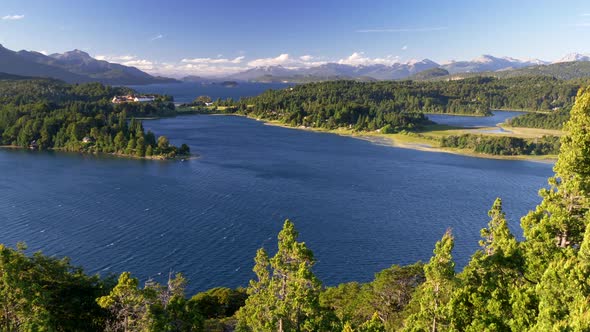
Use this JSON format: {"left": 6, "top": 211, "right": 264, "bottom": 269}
{"left": 112, "top": 95, "right": 156, "bottom": 104}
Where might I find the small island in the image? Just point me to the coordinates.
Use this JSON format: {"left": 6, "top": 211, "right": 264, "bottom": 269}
{"left": 220, "top": 80, "right": 239, "bottom": 88}
{"left": 0, "top": 78, "right": 191, "bottom": 160}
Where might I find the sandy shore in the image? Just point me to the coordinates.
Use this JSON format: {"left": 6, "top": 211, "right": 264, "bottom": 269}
{"left": 255, "top": 118, "right": 557, "bottom": 163}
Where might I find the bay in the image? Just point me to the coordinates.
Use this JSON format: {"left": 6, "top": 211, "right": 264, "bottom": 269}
{"left": 0, "top": 114, "right": 553, "bottom": 293}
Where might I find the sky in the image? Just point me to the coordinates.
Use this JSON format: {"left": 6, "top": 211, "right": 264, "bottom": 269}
{"left": 1, "top": 0, "right": 590, "bottom": 77}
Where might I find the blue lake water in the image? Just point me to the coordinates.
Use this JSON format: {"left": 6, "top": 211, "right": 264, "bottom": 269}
{"left": 128, "top": 82, "right": 293, "bottom": 104}
{"left": 0, "top": 114, "right": 553, "bottom": 294}
{"left": 427, "top": 111, "right": 524, "bottom": 128}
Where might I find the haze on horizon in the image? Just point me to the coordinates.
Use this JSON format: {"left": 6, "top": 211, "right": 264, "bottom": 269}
{"left": 1, "top": 0, "right": 590, "bottom": 77}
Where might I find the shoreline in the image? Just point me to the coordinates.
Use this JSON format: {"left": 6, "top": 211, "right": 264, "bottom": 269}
{"left": 241, "top": 116, "right": 558, "bottom": 163}
{"left": 418, "top": 109, "right": 541, "bottom": 118}
{"left": 422, "top": 112, "right": 488, "bottom": 118}
{"left": 0, "top": 145, "right": 196, "bottom": 161}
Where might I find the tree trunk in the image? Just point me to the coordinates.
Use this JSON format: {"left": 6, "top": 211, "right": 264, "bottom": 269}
{"left": 432, "top": 283, "right": 439, "bottom": 332}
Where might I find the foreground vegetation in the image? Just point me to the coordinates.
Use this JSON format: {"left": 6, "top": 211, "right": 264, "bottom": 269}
{"left": 3, "top": 87, "right": 590, "bottom": 330}
{"left": 0, "top": 78, "right": 190, "bottom": 159}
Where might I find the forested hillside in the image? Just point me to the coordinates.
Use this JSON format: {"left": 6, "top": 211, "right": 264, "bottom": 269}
{"left": 0, "top": 78, "right": 189, "bottom": 158}
{"left": 221, "top": 76, "right": 581, "bottom": 132}
{"left": 2, "top": 86, "right": 590, "bottom": 330}
{"left": 507, "top": 109, "right": 571, "bottom": 129}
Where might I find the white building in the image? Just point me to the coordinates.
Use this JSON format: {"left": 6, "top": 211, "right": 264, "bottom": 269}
{"left": 112, "top": 95, "right": 156, "bottom": 104}
{"left": 133, "top": 96, "right": 156, "bottom": 102}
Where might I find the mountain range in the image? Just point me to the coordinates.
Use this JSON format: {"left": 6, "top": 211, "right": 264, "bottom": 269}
{"left": 0, "top": 44, "right": 176, "bottom": 85}
{"left": 2, "top": 42, "right": 590, "bottom": 84}
{"left": 219, "top": 53, "right": 590, "bottom": 82}
{"left": 223, "top": 59, "right": 441, "bottom": 82}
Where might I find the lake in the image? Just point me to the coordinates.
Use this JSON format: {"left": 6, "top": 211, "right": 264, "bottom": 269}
{"left": 0, "top": 114, "right": 553, "bottom": 294}
{"left": 128, "top": 82, "right": 293, "bottom": 104}
{"left": 426, "top": 110, "right": 525, "bottom": 128}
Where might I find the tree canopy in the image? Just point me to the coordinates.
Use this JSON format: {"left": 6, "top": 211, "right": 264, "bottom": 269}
{"left": 0, "top": 78, "right": 188, "bottom": 159}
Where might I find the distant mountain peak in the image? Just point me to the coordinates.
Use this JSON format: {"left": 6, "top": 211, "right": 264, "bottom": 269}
{"left": 0, "top": 44, "right": 176, "bottom": 85}
{"left": 522, "top": 58, "right": 549, "bottom": 65}
{"left": 407, "top": 58, "right": 438, "bottom": 66}
{"left": 473, "top": 54, "right": 499, "bottom": 63}
{"left": 51, "top": 49, "right": 93, "bottom": 60}
{"left": 555, "top": 53, "right": 590, "bottom": 63}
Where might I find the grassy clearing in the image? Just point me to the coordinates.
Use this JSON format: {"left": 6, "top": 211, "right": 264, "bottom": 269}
{"left": 498, "top": 125, "right": 563, "bottom": 138}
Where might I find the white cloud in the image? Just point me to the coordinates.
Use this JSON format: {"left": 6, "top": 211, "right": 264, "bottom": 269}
{"left": 2, "top": 14, "right": 25, "bottom": 20}
{"left": 97, "top": 53, "right": 248, "bottom": 76}
{"left": 94, "top": 51, "right": 406, "bottom": 77}
{"left": 93, "top": 54, "right": 155, "bottom": 71}
{"left": 181, "top": 56, "right": 245, "bottom": 64}
{"left": 246, "top": 54, "right": 326, "bottom": 68}
{"left": 337, "top": 52, "right": 400, "bottom": 66}
{"left": 122, "top": 59, "right": 155, "bottom": 71}
{"left": 150, "top": 34, "right": 164, "bottom": 41}
{"left": 175, "top": 63, "right": 245, "bottom": 76}
{"left": 39, "top": 50, "right": 48, "bottom": 55}
{"left": 96, "top": 54, "right": 136, "bottom": 61}
{"left": 247, "top": 53, "right": 291, "bottom": 67}
{"left": 356, "top": 27, "right": 447, "bottom": 33}
{"left": 401, "top": 45, "right": 408, "bottom": 51}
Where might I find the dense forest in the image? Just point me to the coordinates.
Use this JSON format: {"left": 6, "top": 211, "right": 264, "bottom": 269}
{"left": 3, "top": 86, "right": 590, "bottom": 331}
{"left": 0, "top": 78, "right": 189, "bottom": 159}
{"left": 219, "top": 76, "right": 581, "bottom": 132}
{"left": 440, "top": 134, "right": 561, "bottom": 155}
{"left": 506, "top": 109, "right": 570, "bottom": 129}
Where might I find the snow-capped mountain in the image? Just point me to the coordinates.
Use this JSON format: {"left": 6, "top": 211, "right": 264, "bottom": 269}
{"left": 227, "top": 65, "right": 299, "bottom": 81}
{"left": 225, "top": 60, "right": 440, "bottom": 81}
{"left": 554, "top": 53, "right": 590, "bottom": 63}
{"left": 441, "top": 55, "right": 546, "bottom": 74}
{"left": 223, "top": 54, "right": 577, "bottom": 82}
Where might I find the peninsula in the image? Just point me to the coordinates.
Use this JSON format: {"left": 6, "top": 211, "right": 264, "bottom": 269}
{"left": 0, "top": 76, "right": 191, "bottom": 159}
{"left": 187, "top": 76, "right": 575, "bottom": 160}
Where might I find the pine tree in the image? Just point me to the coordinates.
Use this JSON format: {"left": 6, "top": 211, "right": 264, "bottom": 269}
{"left": 236, "top": 220, "right": 327, "bottom": 332}
{"left": 369, "top": 263, "right": 424, "bottom": 330}
{"left": 533, "top": 221, "right": 590, "bottom": 331}
{"left": 402, "top": 230, "right": 455, "bottom": 332}
{"left": 136, "top": 136, "right": 146, "bottom": 157}
{"left": 97, "top": 272, "right": 150, "bottom": 332}
{"left": 342, "top": 322, "right": 355, "bottom": 332}
{"left": 449, "top": 198, "right": 529, "bottom": 331}
{"left": 358, "top": 312, "right": 385, "bottom": 332}
{"left": 0, "top": 243, "right": 51, "bottom": 330}
{"left": 521, "top": 87, "right": 590, "bottom": 281}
